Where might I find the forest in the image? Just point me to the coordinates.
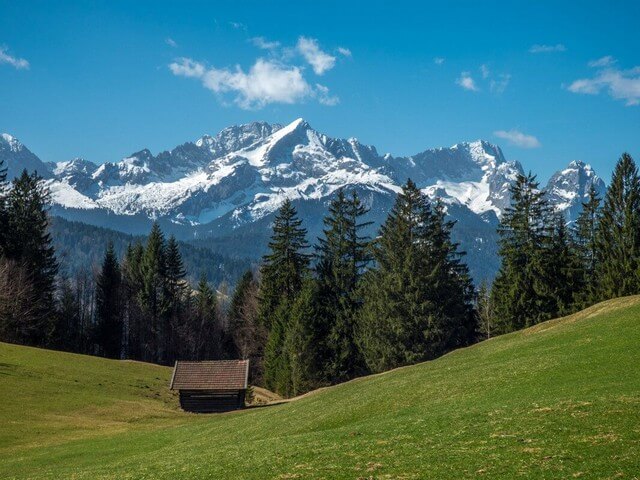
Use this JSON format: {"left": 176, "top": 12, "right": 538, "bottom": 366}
{"left": 1, "top": 152, "right": 639, "bottom": 397}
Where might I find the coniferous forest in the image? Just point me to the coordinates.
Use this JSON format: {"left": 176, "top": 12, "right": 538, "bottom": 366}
{"left": 1, "top": 152, "right": 640, "bottom": 397}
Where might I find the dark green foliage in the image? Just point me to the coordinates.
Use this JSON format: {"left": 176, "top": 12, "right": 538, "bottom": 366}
{"left": 572, "top": 185, "right": 602, "bottom": 307}
{"left": 259, "top": 199, "right": 311, "bottom": 327}
{"left": 186, "top": 275, "right": 221, "bottom": 360}
{"left": 260, "top": 199, "right": 311, "bottom": 394}
{"left": 95, "top": 242, "right": 123, "bottom": 358}
{"left": 357, "top": 180, "right": 476, "bottom": 373}
{"left": 49, "top": 216, "right": 251, "bottom": 287}
{"left": 315, "top": 189, "right": 371, "bottom": 383}
{"left": 0, "top": 159, "right": 8, "bottom": 256}
{"left": 3, "top": 170, "right": 58, "bottom": 345}
{"left": 491, "top": 173, "right": 555, "bottom": 332}
{"left": 595, "top": 153, "right": 640, "bottom": 299}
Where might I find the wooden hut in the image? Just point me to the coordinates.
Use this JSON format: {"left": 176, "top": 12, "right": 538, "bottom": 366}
{"left": 170, "top": 360, "right": 249, "bottom": 413}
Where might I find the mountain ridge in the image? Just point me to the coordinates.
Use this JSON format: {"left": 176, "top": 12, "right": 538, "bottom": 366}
{"left": 0, "top": 120, "right": 606, "bottom": 282}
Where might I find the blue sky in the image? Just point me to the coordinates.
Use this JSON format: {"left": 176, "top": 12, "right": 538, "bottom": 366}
{"left": 1, "top": 0, "right": 639, "bottom": 181}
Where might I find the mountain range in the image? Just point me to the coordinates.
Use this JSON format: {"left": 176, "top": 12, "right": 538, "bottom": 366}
{"left": 0, "top": 120, "right": 606, "bottom": 283}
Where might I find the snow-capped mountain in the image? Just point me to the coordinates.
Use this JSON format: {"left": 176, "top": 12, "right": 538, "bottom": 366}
{"left": 0, "top": 119, "right": 604, "bottom": 282}
{"left": 544, "top": 160, "right": 605, "bottom": 222}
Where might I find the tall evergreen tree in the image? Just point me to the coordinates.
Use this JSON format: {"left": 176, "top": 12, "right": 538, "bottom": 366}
{"left": 357, "top": 181, "right": 474, "bottom": 373}
{"left": 573, "top": 185, "right": 602, "bottom": 306}
{"left": 595, "top": 153, "right": 640, "bottom": 299}
{"left": 138, "top": 223, "right": 166, "bottom": 362}
{"left": 190, "top": 274, "right": 219, "bottom": 360}
{"left": 491, "top": 173, "right": 552, "bottom": 332}
{"left": 259, "top": 199, "right": 311, "bottom": 326}
{"left": 4, "top": 170, "right": 58, "bottom": 345}
{"left": 95, "top": 242, "right": 122, "bottom": 358}
{"left": 315, "top": 189, "right": 371, "bottom": 382}
{"left": 259, "top": 199, "right": 310, "bottom": 394}
{"left": 121, "top": 241, "right": 144, "bottom": 359}
{"left": 163, "top": 235, "right": 186, "bottom": 362}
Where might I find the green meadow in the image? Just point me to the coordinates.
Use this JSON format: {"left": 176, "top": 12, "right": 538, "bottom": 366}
{"left": 1, "top": 297, "right": 639, "bottom": 479}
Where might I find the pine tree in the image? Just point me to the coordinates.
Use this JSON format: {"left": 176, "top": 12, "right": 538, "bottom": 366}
{"left": 4, "top": 170, "right": 58, "bottom": 345}
{"left": 138, "top": 223, "right": 166, "bottom": 362}
{"left": 541, "top": 213, "right": 581, "bottom": 316}
{"left": 259, "top": 199, "right": 311, "bottom": 326}
{"left": 573, "top": 185, "right": 602, "bottom": 306}
{"left": 595, "top": 153, "right": 640, "bottom": 299}
{"left": 163, "top": 235, "right": 186, "bottom": 363}
{"left": 425, "top": 200, "right": 477, "bottom": 351}
{"left": 357, "top": 180, "right": 474, "bottom": 373}
{"left": 95, "top": 242, "right": 122, "bottom": 358}
{"left": 491, "top": 173, "right": 552, "bottom": 332}
{"left": 121, "top": 242, "right": 144, "bottom": 359}
{"left": 283, "top": 277, "right": 318, "bottom": 396}
{"left": 259, "top": 199, "right": 310, "bottom": 394}
{"left": 190, "top": 274, "right": 219, "bottom": 360}
{"left": 315, "top": 189, "right": 371, "bottom": 383}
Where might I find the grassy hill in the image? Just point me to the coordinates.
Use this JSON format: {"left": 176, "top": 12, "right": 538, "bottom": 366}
{"left": 1, "top": 297, "right": 639, "bottom": 479}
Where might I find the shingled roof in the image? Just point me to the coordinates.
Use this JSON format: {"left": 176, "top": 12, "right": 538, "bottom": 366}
{"left": 170, "top": 360, "right": 249, "bottom": 391}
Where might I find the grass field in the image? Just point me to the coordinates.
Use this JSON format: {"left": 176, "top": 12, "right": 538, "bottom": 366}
{"left": 1, "top": 297, "right": 639, "bottom": 479}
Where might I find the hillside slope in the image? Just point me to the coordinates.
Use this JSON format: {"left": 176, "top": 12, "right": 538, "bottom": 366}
{"left": 1, "top": 297, "right": 639, "bottom": 479}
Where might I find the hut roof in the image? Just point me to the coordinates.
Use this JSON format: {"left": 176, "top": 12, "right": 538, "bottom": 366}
{"left": 170, "top": 360, "right": 249, "bottom": 391}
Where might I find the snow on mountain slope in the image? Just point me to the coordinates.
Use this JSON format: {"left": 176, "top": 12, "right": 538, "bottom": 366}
{"left": 0, "top": 120, "right": 605, "bottom": 282}
{"left": 545, "top": 160, "right": 606, "bottom": 222}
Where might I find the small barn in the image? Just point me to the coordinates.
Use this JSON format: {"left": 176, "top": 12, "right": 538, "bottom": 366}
{"left": 170, "top": 360, "right": 249, "bottom": 413}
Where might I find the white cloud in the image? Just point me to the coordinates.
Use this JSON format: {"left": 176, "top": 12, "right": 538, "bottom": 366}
{"left": 337, "top": 47, "right": 352, "bottom": 57}
{"left": 529, "top": 44, "right": 566, "bottom": 53}
{"left": 169, "top": 57, "right": 205, "bottom": 78}
{"left": 490, "top": 73, "right": 511, "bottom": 94}
{"left": 568, "top": 57, "right": 640, "bottom": 106}
{"left": 229, "top": 21, "right": 246, "bottom": 30}
{"left": 251, "top": 37, "right": 280, "bottom": 51}
{"left": 587, "top": 55, "right": 616, "bottom": 68}
{"left": 494, "top": 129, "right": 541, "bottom": 149}
{"left": 0, "top": 46, "right": 29, "bottom": 70}
{"left": 315, "top": 84, "right": 339, "bottom": 105}
{"left": 169, "top": 57, "right": 338, "bottom": 109}
{"left": 296, "top": 36, "right": 336, "bottom": 75}
{"left": 456, "top": 72, "right": 479, "bottom": 92}
{"left": 480, "top": 64, "right": 490, "bottom": 79}
{"left": 434, "top": 57, "right": 445, "bottom": 65}
{"left": 165, "top": 38, "right": 177, "bottom": 48}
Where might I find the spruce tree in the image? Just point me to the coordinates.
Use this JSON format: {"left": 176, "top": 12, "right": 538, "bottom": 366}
{"left": 138, "top": 223, "right": 166, "bottom": 362}
{"left": 191, "top": 274, "right": 219, "bottom": 360}
{"left": 5, "top": 170, "right": 58, "bottom": 345}
{"left": 163, "top": 235, "right": 186, "bottom": 362}
{"left": 95, "top": 242, "right": 122, "bottom": 358}
{"left": 357, "top": 181, "right": 473, "bottom": 373}
{"left": 573, "top": 185, "right": 602, "bottom": 306}
{"left": 259, "top": 199, "right": 310, "bottom": 326}
{"left": 491, "top": 173, "right": 552, "bottom": 332}
{"left": 315, "top": 189, "right": 371, "bottom": 383}
{"left": 259, "top": 199, "right": 310, "bottom": 393}
{"left": 121, "top": 242, "right": 144, "bottom": 359}
{"left": 595, "top": 153, "right": 640, "bottom": 299}
{"left": 425, "top": 200, "right": 476, "bottom": 351}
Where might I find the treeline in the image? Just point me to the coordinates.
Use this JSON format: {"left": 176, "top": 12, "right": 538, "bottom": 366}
{"left": 50, "top": 217, "right": 251, "bottom": 287}
{"left": 250, "top": 183, "right": 477, "bottom": 396}
{"left": 3, "top": 152, "right": 638, "bottom": 400}
{"left": 0, "top": 165, "right": 249, "bottom": 365}
{"left": 481, "top": 153, "right": 640, "bottom": 336}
